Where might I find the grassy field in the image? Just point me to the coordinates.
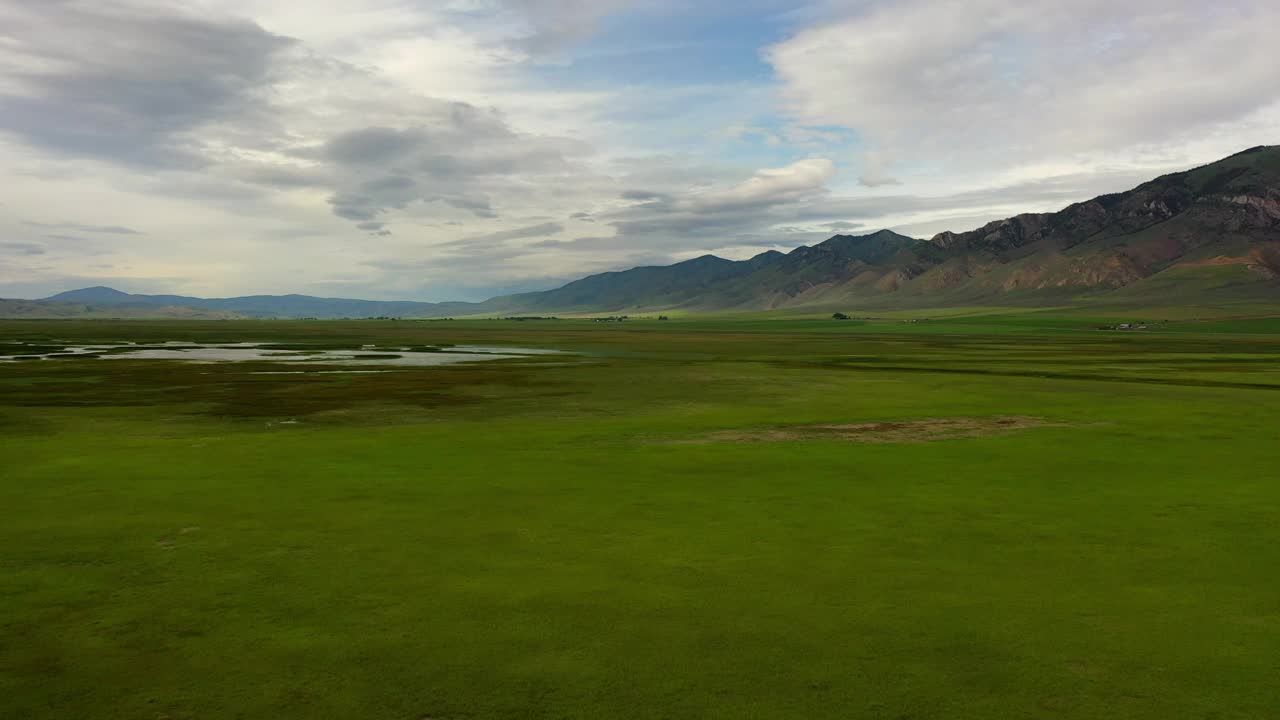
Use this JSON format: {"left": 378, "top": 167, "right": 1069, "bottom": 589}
{"left": 2, "top": 312, "right": 1279, "bottom": 719}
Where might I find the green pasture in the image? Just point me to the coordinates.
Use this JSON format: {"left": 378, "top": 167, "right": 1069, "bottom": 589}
{"left": 1, "top": 311, "right": 1278, "bottom": 718}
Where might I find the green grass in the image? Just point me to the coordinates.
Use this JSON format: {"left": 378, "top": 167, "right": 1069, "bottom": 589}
{"left": 2, "top": 312, "right": 1279, "bottom": 718}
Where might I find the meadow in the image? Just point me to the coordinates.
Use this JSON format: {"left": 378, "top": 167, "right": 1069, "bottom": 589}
{"left": 2, "top": 310, "right": 1279, "bottom": 719}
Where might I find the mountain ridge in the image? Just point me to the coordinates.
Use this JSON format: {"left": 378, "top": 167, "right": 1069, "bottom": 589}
{"left": 40, "top": 287, "right": 474, "bottom": 319}
{"left": 15, "top": 146, "right": 1279, "bottom": 318}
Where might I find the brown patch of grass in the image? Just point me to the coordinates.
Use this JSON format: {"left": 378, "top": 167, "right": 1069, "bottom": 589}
{"left": 681, "top": 416, "right": 1067, "bottom": 444}
{"left": 0, "top": 359, "right": 561, "bottom": 421}
{"left": 1066, "top": 660, "right": 1104, "bottom": 678}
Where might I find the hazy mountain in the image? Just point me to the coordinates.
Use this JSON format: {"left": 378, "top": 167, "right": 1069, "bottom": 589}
{"left": 12, "top": 146, "right": 1277, "bottom": 319}
{"left": 0, "top": 297, "right": 244, "bottom": 319}
{"left": 39, "top": 287, "right": 475, "bottom": 319}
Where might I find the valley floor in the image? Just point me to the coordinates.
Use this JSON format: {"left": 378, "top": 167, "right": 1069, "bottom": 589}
{"left": 1, "top": 311, "right": 1278, "bottom": 719}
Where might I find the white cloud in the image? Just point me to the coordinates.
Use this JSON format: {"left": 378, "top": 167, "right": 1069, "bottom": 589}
{"left": 0, "top": 0, "right": 1272, "bottom": 302}
{"left": 768, "top": 0, "right": 1280, "bottom": 179}
{"left": 497, "top": 0, "right": 636, "bottom": 56}
{"left": 691, "top": 158, "right": 835, "bottom": 211}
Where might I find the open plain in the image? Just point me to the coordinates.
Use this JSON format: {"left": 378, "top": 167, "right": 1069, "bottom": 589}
{"left": 2, "top": 310, "right": 1278, "bottom": 719}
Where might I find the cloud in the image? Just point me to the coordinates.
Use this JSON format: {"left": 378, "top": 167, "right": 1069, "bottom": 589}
{"left": 23, "top": 221, "right": 144, "bottom": 235}
{"left": 1, "top": 242, "right": 46, "bottom": 256}
{"left": 0, "top": 2, "right": 295, "bottom": 168}
{"left": 768, "top": 0, "right": 1280, "bottom": 175}
{"left": 237, "top": 166, "right": 325, "bottom": 189}
{"left": 311, "top": 106, "right": 592, "bottom": 228}
{"left": 442, "top": 196, "right": 499, "bottom": 219}
{"left": 403, "top": 222, "right": 569, "bottom": 271}
{"left": 499, "top": 0, "right": 634, "bottom": 56}
{"left": 620, "top": 190, "right": 670, "bottom": 201}
{"left": 594, "top": 159, "right": 837, "bottom": 246}
{"left": 0, "top": 1, "right": 601, "bottom": 237}
{"left": 690, "top": 158, "right": 834, "bottom": 212}
{"left": 325, "top": 127, "right": 427, "bottom": 166}
{"left": 858, "top": 176, "right": 900, "bottom": 189}
{"left": 468, "top": 222, "right": 565, "bottom": 243}
{"left": 1, "top": 0, "right": 1265, "bottom": 302}
{"left": 573, "top": 161, "right": 1166, "bottom": 261}
{"left": 328, "top": 194, "right": 381, "bottom": 222}
{"left": 857, "top": 151, "right": 900, "bottom": 187}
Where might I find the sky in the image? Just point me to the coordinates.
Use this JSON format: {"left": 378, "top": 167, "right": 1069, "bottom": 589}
{"left": 2, "top": 0, "right": 1278, "bottom": 301}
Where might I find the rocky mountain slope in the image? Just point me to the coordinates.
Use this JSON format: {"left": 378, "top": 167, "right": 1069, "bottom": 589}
{"left": 497, "top": 145, "right": 1279, "bottom": 312}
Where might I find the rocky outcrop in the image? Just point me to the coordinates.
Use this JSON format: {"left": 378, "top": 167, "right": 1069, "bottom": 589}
{"left": 1221, "top": 193, "right": 1280, "bottom": 225}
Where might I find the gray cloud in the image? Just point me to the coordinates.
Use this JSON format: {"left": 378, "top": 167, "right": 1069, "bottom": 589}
{"left": 578, "top": 163, "right": 1164, "bottom": 257}
{"left": 468, "top": 222, "right": 565, "bottom": 243}
{"left": 499, "top": 0, "right": 634, "bottom": 56}
{"left": 32, "top": 235, "right": 113, "bottom": 255}
{"left": 312, "top": 106, "right": 589, "bottom": 229}
{"left": 0, "top": 2, "right": 602, "bottom": 240}
{"left": 585, "top": 159, "right": 840, "bottom": 251}
{"left": 0, "top": 3, "right": 295, "bottom": 168}
{"left": 329, "top": 194, "right": 380, "bottom": 222}
{"left": 23, "top": 221, "right": 144, "bottom": 235}
{"left": 2, "top": 0, "right": 1253, "bottom": 303}
{"left": 798, "top": 168, "right": 1163, "bottom": 224}
{"left": 326, "top": 127, "right": 426, "bottom": 166}
{"left": 409, "top": 222, "right": 570, "bottom": 270}
{"left": 530, "top": 235, "right": 639, "bottom": 252}
{"left": 442, "top": 196, "right": 499, "bottom": 219}
{"left": 238, "top": 166, "right": 326, "bottom": 189}
{"left": 362, "top": 175, "right": 416, "bottom": 193}
{"left": 621, "top": 190, "right": 670, "bottom": 201}
{"left": 1, "top": 242, "right": 46, "bottom": 256}
{"left": 821, "top": 221, "right": 865, "bottom": 231}
{"left": 358, "top": 222, "right": 571, "bottom": 284}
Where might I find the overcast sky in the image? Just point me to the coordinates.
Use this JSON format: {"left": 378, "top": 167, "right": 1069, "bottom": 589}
{"left": 2, "top": 0, "right": 1277, "bottom": 301}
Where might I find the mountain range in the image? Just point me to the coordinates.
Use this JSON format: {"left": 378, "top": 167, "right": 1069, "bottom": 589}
{"left": 7, "top": 146, "right": 1278, "bottom": 318}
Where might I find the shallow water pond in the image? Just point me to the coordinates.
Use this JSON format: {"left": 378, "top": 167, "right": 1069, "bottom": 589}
{"left": 0, "top": 341, "right": 562, "bottom": 366}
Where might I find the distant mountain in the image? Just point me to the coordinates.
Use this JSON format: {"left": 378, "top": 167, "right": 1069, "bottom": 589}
{"left": 0, "top": 297, "right": 244, "bottom": 319}
{"left": 39, "top": 287, "right": 475, "bottom": 319}
{"left": 493, "top": 249, "right": 787, "bottom": 313}
{"left": 48, "top": 286, "right": 137, "bottom": 303}
{"left": 11, "top": 146, "right": 1277, "bottom": 319}
{"left": 489, "top": 146, "right": 1279, "bottom": 312}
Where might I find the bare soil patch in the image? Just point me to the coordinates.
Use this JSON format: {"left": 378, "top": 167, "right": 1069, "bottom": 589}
{"left": 682, "top": 416, "right": 1067, "bottom": 444}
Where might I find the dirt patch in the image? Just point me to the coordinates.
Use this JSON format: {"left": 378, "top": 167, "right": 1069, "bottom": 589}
{"left": 1066, "top": 660, "right": 1104, "bottom": 678}
{"left": 681, "top": 416, "right": 1067, "bottom": 444}
{"left": 155, "top": 526, "right": 202, "bottom": 549}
